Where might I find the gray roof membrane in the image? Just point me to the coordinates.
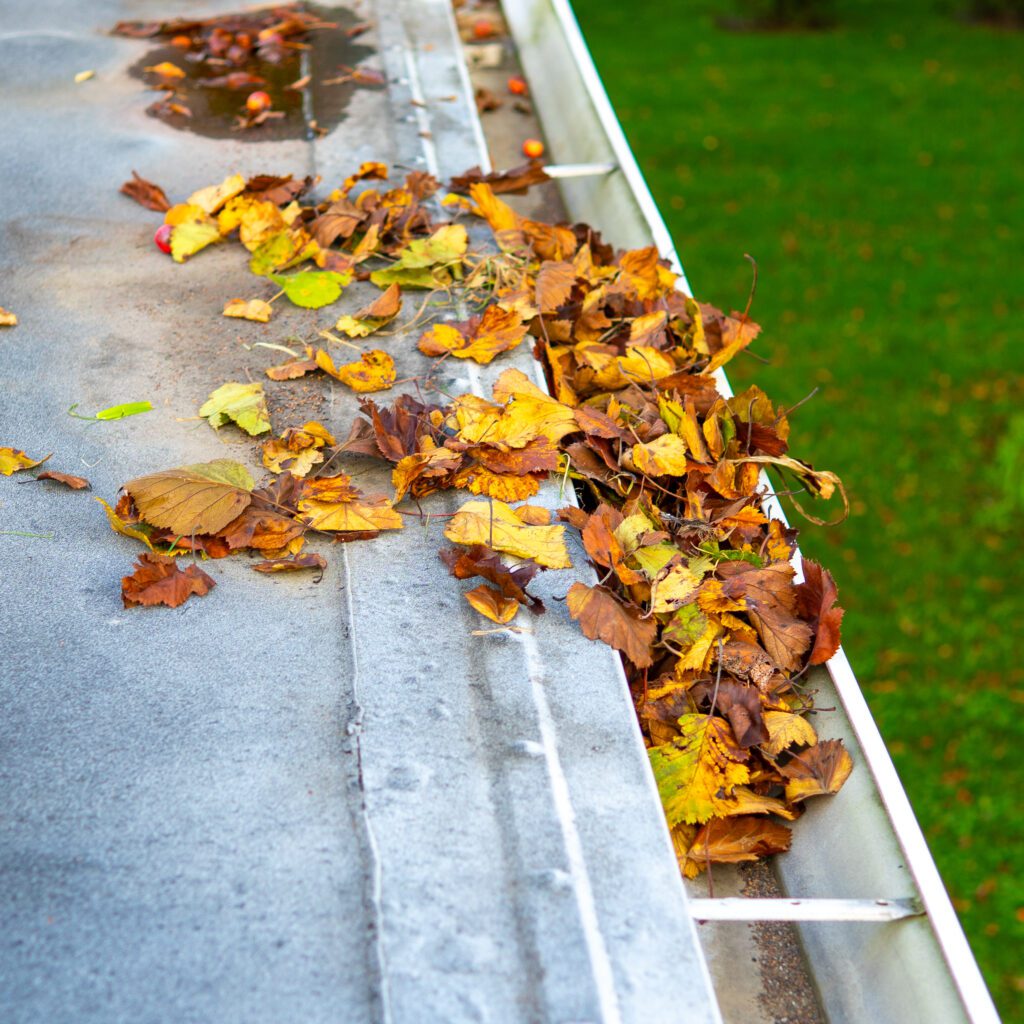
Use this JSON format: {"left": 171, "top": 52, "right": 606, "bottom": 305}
{"left": 0, "top": 1, "right": 719, "bottom": 1022}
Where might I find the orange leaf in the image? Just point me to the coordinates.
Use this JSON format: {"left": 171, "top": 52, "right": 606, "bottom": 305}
{"left": 780, "top": 739, "right": 853, "bottom": 802}
{"left": 121, "top": 552, "right": 215, "bottom": 608}
{"left": 418, "top": 305, "right": 528, "bottom": 365}
{"left": 464, "top": 583, "right": 519, "bottom": 624}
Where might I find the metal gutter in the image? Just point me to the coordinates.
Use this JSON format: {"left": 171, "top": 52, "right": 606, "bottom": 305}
{"left": 500, "top": 1, "right": 1002, "bottom": 1022}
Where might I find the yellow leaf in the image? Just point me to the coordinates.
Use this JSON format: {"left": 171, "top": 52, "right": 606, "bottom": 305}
{"left": 261, "top": 422, "right": 336, "bottom": 477}
{"left": 650, "top": 563, "right": 702, "bottom": 614}
{"left": 762, "top": 710, "right": 818, "bottom": 757}
{"left": 199, "top": 381, "right": 271, "bottom": 435}
{"left": 74, "top": 69, "right": 95, "bottom": 83}
{"left": 96, "top": 497, "right": 155, "bottom": 551}
{"left": 164, "top": 203, "right": 222, "bottom": 263}
{"left": 144, "top": 61, "right": 185, "bottom": 78}
{"left": 223, "top": 298, "right": 273, "bottom": 323}
{"left": 714, "top": 785, "right": 798, "bottom": 820}
{"left": 334, "top": 283, "right": 402, "bottom": 337}
{"left": 631, "top": 434, "right": 690, "bottom": 476}
{"left": 491, "top": 368, "right": 579, "bottom": 444}
{"left": 780, "top": 739, "right": 853, "bottom": 803}
{"left": 297, "top": 474, "right": 403, "bottom": 533}
{"left": 321, "top": 349, "right": 396, "bottom": 393}
{"left": 219, "top": 196, "right": 289, "bottom": 251}
{"left": 0, "top": 447, "right": 49, "bottom": 475}
{"left": 188, "top": 174, "right": 246, "bottom": 215}
{"left": 649, "top": 713, "right": 750, "bottom": 826}
{"left": 418, "top": 305, "right": 528, "bottom": 365}
{"left": 464, "top": 583, "right": 519, "bottom": 624}
{"left": 444, "top": 498, "right": 571, "bottom": 569}
{"left": 0, "top": 306, "right": 17, "bottom": 326}
{"left": 454, "top": 465, "right": 541, "bottom": 503}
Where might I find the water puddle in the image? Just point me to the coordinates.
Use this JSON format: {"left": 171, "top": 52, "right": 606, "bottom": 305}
{"left": 123, "top": 4, "right": 376, "bottom": 141}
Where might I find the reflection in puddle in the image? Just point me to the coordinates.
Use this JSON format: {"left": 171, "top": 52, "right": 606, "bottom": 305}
{"left": 121, "top": 4, "right": 376, "bottom": 141}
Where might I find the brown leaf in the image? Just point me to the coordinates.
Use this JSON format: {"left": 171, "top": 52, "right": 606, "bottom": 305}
{"left": 536, "top": 260, "right": 576, "bottom": 313}
{"left": 449, "top": 162, "right": 551, "bottom": 195}
{"left": 684, "top": 815, "right": 792, "bottom": 876}
{"left": 690, "top": 679, "right": 768, "bottom": 749}
{"left": 566, "top": 582, "right": 656, "bottom": 668}
{"left": 252, "top": 553, "right": 327, "bottom": 574}
{"left": 120, "top": 171, "right": 171, "bottom": 212}
{"left": 121, "top": 552, "right": 215, "bottom": 609}
{"left": 440, "top": 544, "right": 544, "bottom": 613}
{"left": 418, "top": 305, "right": 528, "bottom": 364}
{"left": 35, "top": 470, "right": 91, "bottom": 490}
{"left": 796, "top": 559, "right": 845, "bottom": 665}
{"left": 780, "top": 739, "right": 853, "bottom": 802}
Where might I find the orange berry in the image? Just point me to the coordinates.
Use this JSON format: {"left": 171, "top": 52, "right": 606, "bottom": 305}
{"left": 245, "top": 90, "right": 272, "bottom": 114}
{"left": 507, "top": 75, "right": 528, "bottom": 96}
{"left": 522, "top": 138, "right": 545, "bottom": 159}
{"left": 170, "top": 34, "right": 192, "bottom": 48}
{"left": 473, "top": 19, "right": 495, "bottom": 39}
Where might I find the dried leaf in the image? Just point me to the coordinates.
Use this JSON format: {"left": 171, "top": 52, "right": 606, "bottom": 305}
{"left": 122, "top": 552, "right": 215, "bottom": 608}
{"left": 370, "top": 224, "right": 467, "bottom": 289}
{"left": 297, "top": 474, "right": 403, "bottom": 533}
{"left": 334, "top": 283, "right": 402, "bottom": 337}
{"left": 120, "top": 171, "right": 171, "bottom": 212}
{"left": 418, "top": 305, "right": 528, "bottom": 365}
{"left": 262, "top": 422, "right": 335, "bottom": 477}
{"left": 684, "top": 816, "right": 792, "bottom": 876}
{"left": 797, "top": 559, "right": 845, "bottom": 665}
{"left": 323, "top": 349, "right": 396, "bottom": 393}
{"left": 566, "top": 582, "right": 656, "bottom": 668}
{"left": 252, "top": 553, "right": 327, "bottom": 574}
{"left": 188, "top": 173, "right": 246, "bottom": 215}
{"left": 199, "top": 381, "right": 271, "bottom": 436}
{"left": 762, "top": 711, "right": 817, "bottom": 756}
{"left": 164, "top": 202, "right": 222, "bottom": 262}
{"left": 464, "top": 583, "right": 519, "bottom": 624}
{"left": 445, "top": 498, "right": 571, "bottom": 569}
{"left": 36, "top": 471, "right": 90, "bottom": 490}
{"left": 223, "top": 298, "right": 273, "bottom": 323}
{"left": 440, "top": 544, "right": 544, "bottom": 613}
{"left": 649, "top": 714, "right": 750, "bottom": 826}
{"left": 780, "top": 739, "right": 853, "bottom": 802}
{"left": 0, "top": 307, "right": 17, "bottom": 326}
{"left": 123, "top": 460, "right": 254, "bottom": 536}
{"left": 0, "top": 448, "right": 49, "bottom": 475}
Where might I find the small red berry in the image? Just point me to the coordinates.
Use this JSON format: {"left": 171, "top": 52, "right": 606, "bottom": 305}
{"left": 246, "top": 90, "right": 272, "bottom": 114}
{"left": 522, "top": 138, "right": 545, "bottom": 159}
{"left": 507, "top": 75, "right": 528, "bottom": 96}
{"left": 473, "top": 19, "right": 495, "bottom": 39}
{"left": 154, "top": 224, "right": 173, "bottom": 254}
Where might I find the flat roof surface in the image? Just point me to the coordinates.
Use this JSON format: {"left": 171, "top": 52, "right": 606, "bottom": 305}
{"left": 0, "top": 2, "right": 719, "bottom": 1021}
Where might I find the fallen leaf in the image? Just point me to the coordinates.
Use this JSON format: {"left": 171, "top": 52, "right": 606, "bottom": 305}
{"left": 74, "top": 69, "right": 95, "bottom": 83}
{"left": 449, "top": 162, "right": 551, "bottom": 196}
{"left": 649, "top": 714, "right": 750, "bottom": 826}
{"left": 144, "top": 61, "right": 185, "bottom": 78}
{"left": 199, "top": 381, "right": 271, "bottom": 435}
{"left": 36, "top": 471, "right": 90, "bottom": 490}
{"left": 0, "top": 448, "right": 50, "bottom": 475}
{"left": 440, "top": 544, "right": 544, "bottom": 613}
{"left": 271, "top": 269, "right": 350, "bottom": 309}
{"left": 297, "top": 474, "right": 403, "bottom": 533}
{"left": 223, "top": 298, "right": 273, "bottom": 323}
{"left": 631, "top": 434, "right": 692, "bottom": 477}
{"left": 122, "top": 552, "right": 215, "bottom": 608}
{"left": 445, "top": 498, "right": 571, "bottom": 569}
{"left": 566, "top": 582, "right": 656, "bottom": 667}
{"left": 188, "top": 173, "right": 246, "bottom": 215}
{"left": 262, "top": 421, "right": 336, "bottom": 477}
{"left": 761, "top": 711, "right": 818, "bottom": 756}
{"left": 334, "top": 283, "right": 402, "bottom": 337}
{"left": 683, "top": 816, "right": 792, "bottom": 877}
{"left": 780, "top": 739, "right": 853, "bottom": 802}
{"left": 96, "top": 496, "right": 155, "bottom": 550}
{"left": 464, "top": 583, "right": 519, "bottom": 624}
{"left": 122, "top": 459, "right": 254, "bottom": 536}
{"left": 418, "top": 304, "right": 528, "bottom": 364}
{"left": 0, "top": 307, "right": 17, "bottom": 326}
{"left": 120, "top": 171, "right": 171, "bottom": 212}
{"left": 164, "top": 202, "right": 222, "bottom": 262}
{"left": 322, "top": 348, "right": 396, "bottom": 393}
{"left": 252, "top": 553, "right": 327, "bottom": 574}
{"left": 370, "top": 224, "right": 467, "bottom": 289}
{"left": 796, "top": 559, "right": 845, "bottom": 665}
{"left": 266, "top": 351, "right": 318, "bottom": 380}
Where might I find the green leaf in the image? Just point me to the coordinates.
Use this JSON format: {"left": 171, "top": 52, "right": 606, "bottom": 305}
{"left": 69, "top": 400, "right": 154, "bottom": 421}
{"left": 631, "top": 541, "right": 679, "bottom": 579}
{"left": 696, "top": 539, "right": 764, "bottom": 567}
{"left": 182, "top": 459, "right": 255, "bottom": 491}
{"left": 270, "top": 270, "right": 350, "bottom": 309}
{"left": 199, "top": 382, "right": 272, "bottom": 436}
{"left": 370, "top": 224, "right": 467, "bottom": 290}
{"left": 663, "top": 603, "right": 708, "bottom": 647}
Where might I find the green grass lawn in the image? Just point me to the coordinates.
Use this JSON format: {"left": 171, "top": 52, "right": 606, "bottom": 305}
{"left": 572, "top": 0, "right": 1024, "bottom": 1016}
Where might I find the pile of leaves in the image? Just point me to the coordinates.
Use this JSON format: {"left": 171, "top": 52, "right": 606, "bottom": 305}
{"left": 102, "top": 159, "right": 855, "bottom": 876}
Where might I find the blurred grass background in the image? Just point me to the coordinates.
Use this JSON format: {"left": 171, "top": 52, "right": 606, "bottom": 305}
{"left": 571, "top": 0, "right": 1023, "bottom": 1016}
